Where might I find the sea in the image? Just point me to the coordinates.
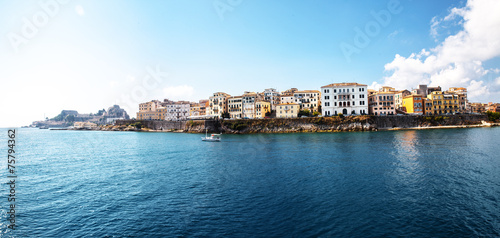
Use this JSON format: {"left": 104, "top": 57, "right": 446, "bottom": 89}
{"left": 1, "top": 127, "right": 499, "bottom": 237}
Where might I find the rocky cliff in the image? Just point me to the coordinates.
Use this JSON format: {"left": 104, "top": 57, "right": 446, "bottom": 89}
{"left": 111, "top": 114, "right": 490, "bottom": 134}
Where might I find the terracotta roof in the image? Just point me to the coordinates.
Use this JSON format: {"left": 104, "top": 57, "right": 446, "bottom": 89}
{"left": 321, "top": 82, "right": 367, "bottom": 88}
{"left": 295, "top": 90, "right": 321, "bottom": 93}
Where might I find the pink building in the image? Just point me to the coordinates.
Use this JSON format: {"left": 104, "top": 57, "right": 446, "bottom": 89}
{"left": 368, "top": 91, "right": 396, "bottom": 115}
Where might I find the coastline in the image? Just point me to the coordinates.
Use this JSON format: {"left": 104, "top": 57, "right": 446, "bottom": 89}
{"left": 62, "top": 115, "right": 499, "bottom": 134}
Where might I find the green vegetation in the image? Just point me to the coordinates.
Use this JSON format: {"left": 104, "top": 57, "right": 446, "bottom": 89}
{"left": 65, "top": 114, "right": 75, "bottom": 122}
{"left": 221, "top": 112, "right": 230, "bottom": 119}
{"left": 223, "top": 120, "right": 248, "bottom": 131}
{"left": 52, "top": 113, "right": 64, "bottom": 121}
{"left": 486, "top": 111, "right": 500, "bottom": 122}
{"left": 186, "top": 120, "right": 204, "bottom": 127}
{"left": 312, "top": 111, "right": 320, "bottom": 117}
{"left": 338, "top": 113, "right": 344, "bottom": 118}
{"left": 298, "top": 109, "right": 310, "bottom": 117}
{"left": 131, "top": 122, "right": 143, "bottom": 129}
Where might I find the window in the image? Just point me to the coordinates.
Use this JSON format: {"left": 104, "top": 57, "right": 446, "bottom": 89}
{"left": 334, "top": 89, "right": 337, "bottom": 93}
{"left": 352, "top": 101, "right": 355, "bottom": 106}
{"left": 334, "top": 96, "right": 337, "bottom": 100}
{"left": 334, "top": 102, "right": 337, "bottom": 106}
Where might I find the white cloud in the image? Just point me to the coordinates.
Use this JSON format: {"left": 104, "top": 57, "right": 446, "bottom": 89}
{"left": 75, "top": 5, "right": 85, "bottom": 16}
{"left": 163, "top": 85, "right": 195, "bottom": 101}
{"left": 374, "top": 0, "right": 500, "bottom": 102}
{"left": 388, "top": 30, "right": 400, "bottom": 39}
{"left": 430, "top": 16, "right": 440, "bottom": 39}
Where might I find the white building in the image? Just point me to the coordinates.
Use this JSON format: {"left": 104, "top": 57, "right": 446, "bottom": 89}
{"left": 321, "top": 83, "right": 368, "bottom": 116}
{"left": 165, "top": 101, "right": 191, "bottom": 121}
{"left": 279, "top": 89, "right": 321, "bottom": 112}
{"left": 262, "top": 88, "right": 281, "bottom": 110}
{"left": 242, "top": 92, "right": 259, "bottom": 119}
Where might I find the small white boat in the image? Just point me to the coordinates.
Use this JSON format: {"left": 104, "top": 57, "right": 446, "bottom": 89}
{"left": 201, "top": 129, "right": 221, "bottom": 142}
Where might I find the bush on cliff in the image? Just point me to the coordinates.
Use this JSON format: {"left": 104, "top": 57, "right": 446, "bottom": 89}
{"left": 486, "top": 111, "right": 500, "bottom": 122}
{"left": 298, "top": 109, "right": 310, "bottom": 117}
{"left": 223, "top": 120, "right": 248, "bottom": 131}
{"left": 186, "top": 120, "right": 203, "bottom": 127}
{"left": 131, "top": 122, "right": 143, "bottom": 129}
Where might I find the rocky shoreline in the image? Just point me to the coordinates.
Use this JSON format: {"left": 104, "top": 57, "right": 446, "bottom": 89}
{"left": 67, "top": 114, "right": 499, "bottom": 134}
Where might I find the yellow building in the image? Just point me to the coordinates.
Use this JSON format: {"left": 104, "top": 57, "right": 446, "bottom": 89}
{"left": 394, "top": 90, "right": 411, "bottom": 110}
{"left": 427, "top": 91, "right": 460, "bottom": 115}
{"left": 276, "top": 103, "right": 300, "bottom": 118}
{"left": 138, "top": 100, "right": 161, "bottom": 112}
{"left": 255, "top": 101, "right": 271, "bottom": 118}
{"left": 402, "top": 95, "right": 424, "bottom": 114}
{"left": 136, "top": 107, "right": 167, "bottom": 120}
{"left": 424, "top": 98, "right": 433, "bottom": 115}
{"left": 136, "top": 100, "right": 166, "bottom": 120}
{"left": 189, "top": 100, "right": 208, "bottom": 117}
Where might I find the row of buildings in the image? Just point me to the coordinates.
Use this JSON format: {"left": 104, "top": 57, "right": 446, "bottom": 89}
{"left": 136, "top": 82, "right": 496, "bottom": 121}
{"left": 137, "top": 88, "right": 321, "bottom": 120}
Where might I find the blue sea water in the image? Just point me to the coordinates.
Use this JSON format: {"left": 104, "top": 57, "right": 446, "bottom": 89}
{"left": 1, "top": 127, "right": 500, "bottom": 237}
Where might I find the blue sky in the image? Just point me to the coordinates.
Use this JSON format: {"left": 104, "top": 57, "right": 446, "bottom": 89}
{"left": 1, "top": 0, "right": 499, "bottom": 127}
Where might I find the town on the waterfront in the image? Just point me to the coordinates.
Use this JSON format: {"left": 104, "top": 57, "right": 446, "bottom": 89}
{"left": 30, "top": 82, "right": 500, "bottom": 133}
{"left": 134, "top": 83, "right": 499, "bottom": 121}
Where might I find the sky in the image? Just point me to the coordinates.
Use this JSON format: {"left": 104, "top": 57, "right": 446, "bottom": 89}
{"left": 1, "top": 0, "right": 499, "bottom": 127}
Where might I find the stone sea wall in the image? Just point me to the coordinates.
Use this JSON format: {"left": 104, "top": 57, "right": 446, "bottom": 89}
{"left": 112, "top": 114, "right": 489, "bottom": 134}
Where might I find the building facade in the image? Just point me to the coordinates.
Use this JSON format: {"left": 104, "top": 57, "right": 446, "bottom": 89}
{"left": 208, "top": 92, "right": 231, "bottom": 118}
{"left": 136, "top": 100, "right": 165, "bottom": 120}
{"left": 394, "top": 90, "right": 411, "bottom": 110}
{"left": 228, "top": 96, "right": 243, "bottom": 119}
{"left": 368, "top": 90, "right": 396, "bottom": 115}
{"left": 276, "top": 104, "right": 300, "bottom": 118}
{"left": 189, "top": 100, "right": 208, "bottom": 117}
{"left": 447, "top": 87, "right": 468, "bottom": 113}
{"left": 426, "top": 91, "right": 460, "bottom": 115}
{"left": 262, "top": 88, "right": 281, "bottom": 110}
{"left": 255, "top": 101, "right": 271, "bottom": 118}
{"left": 165, "top": 101, "right": 191, "bottom": 121}
{"left": 320, "top": 83, "right": 368, "bottom": 116}
{"left": 293, "top": 90, "right": 321, "bottom": 112}
{"left": 402, "top": 95, "right": 424, "bottom": 115}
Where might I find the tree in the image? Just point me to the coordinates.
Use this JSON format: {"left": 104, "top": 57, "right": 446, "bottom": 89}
{"left": 65, "top": 114, "right": 75, "bottom": 122}
{"left": 312, "top": 111, "right": 320, "bottom": 117}
{"left": 221, "top": 112, "right": 230, "bottom": 119}
{"left": 298, "top": 109, "right": 310, "bottom": 117}
{"left": 52, "top": 114, "right": 64, "bottom": 121}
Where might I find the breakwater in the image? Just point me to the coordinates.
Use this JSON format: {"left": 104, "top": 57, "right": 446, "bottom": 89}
{"left": 111, "top": 114, "right": 490, "bottom": 134}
